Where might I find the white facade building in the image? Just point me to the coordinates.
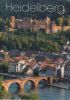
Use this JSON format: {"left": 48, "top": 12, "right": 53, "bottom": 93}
{"left": 8, "top": 60, "right": 27, "bottom": 73}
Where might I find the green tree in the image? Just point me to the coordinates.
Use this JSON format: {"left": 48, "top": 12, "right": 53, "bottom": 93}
{"left": 5, "top": 18, "right": 10, "bottom": 26}
{"left": 0, "top": 17, "right": 3, "bottom": 30}
{"left": 21, "top": 93, "right": 39, "bottom": 100}
{"left": 5, "top": 17, "right": 10, "bottom": 32}
{"left": 67, "top": 16, "right": 70, "bottom": 26}
{"left": 56, "top": 17, "right": 64, "bottom": 26}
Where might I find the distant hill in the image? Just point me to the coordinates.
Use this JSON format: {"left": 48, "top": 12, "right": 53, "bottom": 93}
{"left": 0, "top": 0, "right": 70, "bottom": 19}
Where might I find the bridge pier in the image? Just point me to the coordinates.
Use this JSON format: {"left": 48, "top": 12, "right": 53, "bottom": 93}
{"left": 4, "top": 87, "right": 9, "bottom": 91}
{"left": 47, "top": 77, "right": 54, "bottom": 84}
{"left": 50, "top": 77, "right": 53, "bottom": 84}
{"left": 35, "top": 81, "right": 39, "bottom": 88}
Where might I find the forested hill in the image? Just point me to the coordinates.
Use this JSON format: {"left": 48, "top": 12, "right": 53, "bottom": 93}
{"left": 0, "top": 0, "right": 70, "bottom": 19}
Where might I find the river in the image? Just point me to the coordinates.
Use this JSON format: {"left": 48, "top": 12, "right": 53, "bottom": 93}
{"left": 8, "top": 82, "right": 70, "bottom": 100}
{"left": 38, "top": 87, "right": 70, "bottom": 100}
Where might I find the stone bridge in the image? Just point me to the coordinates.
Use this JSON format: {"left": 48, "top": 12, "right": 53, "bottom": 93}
{"left": 2, "top": 77, "right": 56, "bottom": 92}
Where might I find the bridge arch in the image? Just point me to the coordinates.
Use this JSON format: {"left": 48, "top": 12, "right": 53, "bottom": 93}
{"left": 2, "top": 77, "right": 56, "bottom": 92}
{"left": 0, "top": 85, "right": 5, "bottom": 92}
{"left": 38, "top": 79, "right": 48, "bottom": 88}
{"left": 47, "top": 77, "right": 54, "bottom": 84}
{"left": 8, "top": 82, "right": 21, "bottom": 94}
{"left": 23, "top": 80, "right": 35, "bottom": 91}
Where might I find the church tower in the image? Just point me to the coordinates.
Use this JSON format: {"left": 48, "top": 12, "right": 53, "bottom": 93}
{"left": 10, "top": 16, "right": 15, "bottom": 31}
{"left": 45, "top": 17, "right": 51, "bottom": 33}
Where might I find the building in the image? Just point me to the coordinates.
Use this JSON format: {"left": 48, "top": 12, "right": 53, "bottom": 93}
{"left": 64, "top": 61, "right": 70, "bottom": 78}
{"left": 8, "top": 62, "right": 17, "bottom": 73}
{"left": 10, "top": 16, "right": 70, "bottom": 34}
{"left": 8, "top": 59, "right": 27, "bottom": 73}
{"left": 10, "top": 16, "right": 51, "bottom": 33}
{"left": 10, "top": 16, "right": 15, "bottom": 31}
{"left": 55, "top": 58, "right": 70, "bottom": 79}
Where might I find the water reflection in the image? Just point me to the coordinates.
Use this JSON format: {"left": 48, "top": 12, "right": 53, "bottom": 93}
{"left": 9, "top": 83, "right": 70, "bottom": 100}
{"left": 9, "top": 82, "right": 20, "bottom": 94}
{"left": 38, "top": 87, "right": 70, "bottom": 100}
{"left": 24, "top": 81, "right": 32, "bottom": 92}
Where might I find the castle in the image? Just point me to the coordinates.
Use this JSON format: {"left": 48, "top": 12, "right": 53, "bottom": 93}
{"left": 10, "top": 16, "right": 70, "bottom": 33}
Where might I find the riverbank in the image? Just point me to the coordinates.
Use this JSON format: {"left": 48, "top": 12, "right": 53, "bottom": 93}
{"left": 48, "top": 82, "right": 70, "bottom": 90}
